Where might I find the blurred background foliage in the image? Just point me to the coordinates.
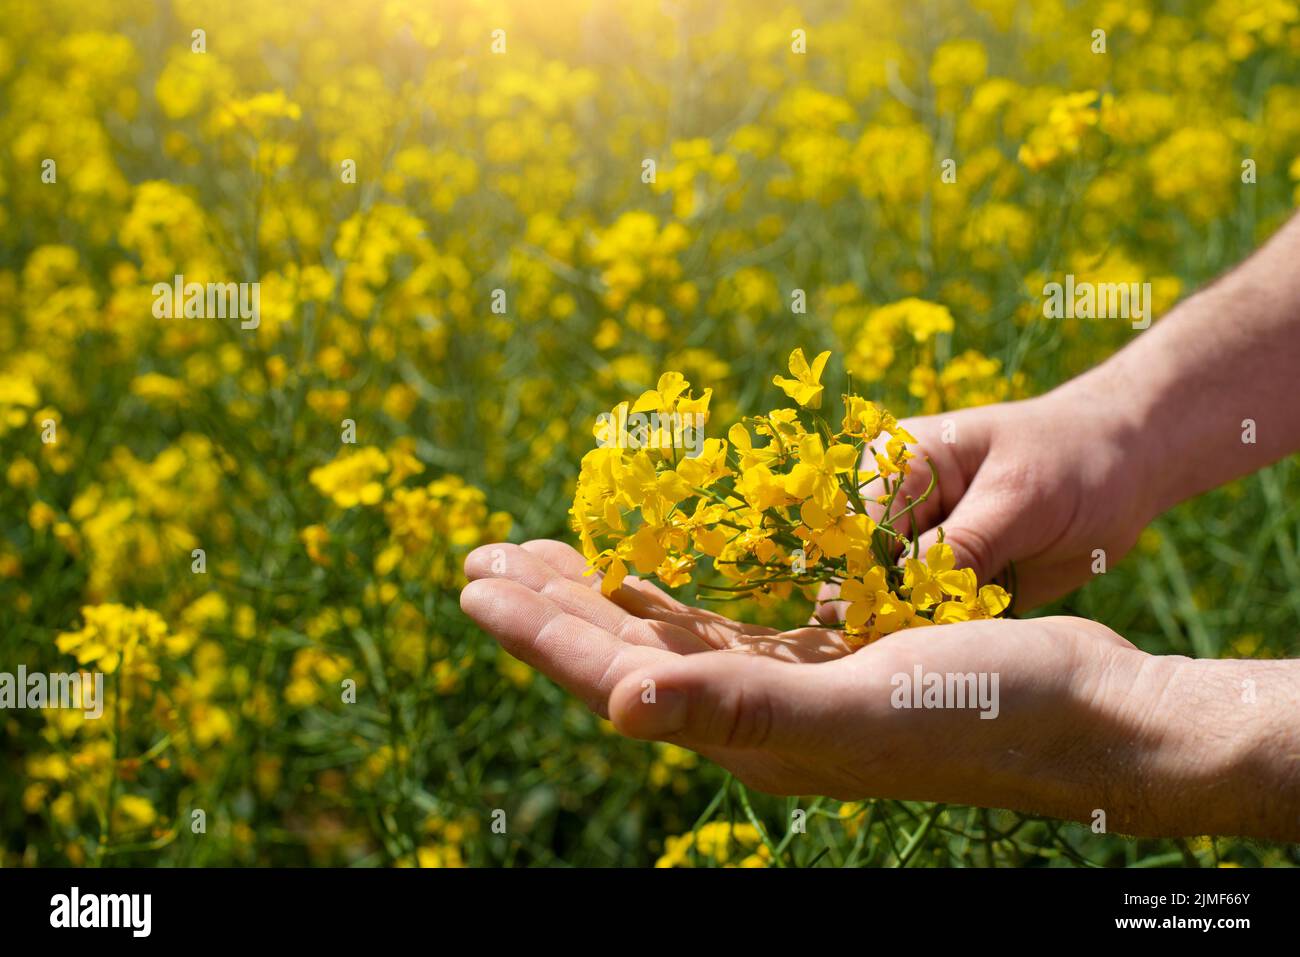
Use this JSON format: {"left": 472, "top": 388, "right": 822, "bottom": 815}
{"left": 1, "top": 0, "right": 1297, "bottom": 866}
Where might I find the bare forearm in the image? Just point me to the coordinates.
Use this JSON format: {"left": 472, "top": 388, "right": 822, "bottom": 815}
{"left": 1058, "top": 214, "right": 1300, "bottom": 518}
{"left": 945, "top": 648, "right": 1300, "bottom": 841}
{"left": 1035, "top": 221, "right": 1300, "bottom": 838}
{"left": 1061, "top": 652, "right": 1300, "bottom": 841}
{"left": 921, "top": 633, "right": 1300, "bottom": 841}
{"left": 890, "top": 655, "right": 1300, "bottom": 841}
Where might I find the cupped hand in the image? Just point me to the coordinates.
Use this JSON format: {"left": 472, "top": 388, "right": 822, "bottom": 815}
{"left": 459, "top": 539, "right": 1196, "bottom": 830}
{"left": 872, "top": 384, "right": 1158, "bottom": 610}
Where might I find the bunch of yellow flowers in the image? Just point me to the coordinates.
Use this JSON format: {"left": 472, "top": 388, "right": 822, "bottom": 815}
{"left": 571, "top": 349, "right": 1011, "bottom": 645}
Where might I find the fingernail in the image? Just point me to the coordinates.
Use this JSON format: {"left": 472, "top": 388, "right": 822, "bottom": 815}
{"left": 635, "top": 688, "right": 687, "bottom": 737}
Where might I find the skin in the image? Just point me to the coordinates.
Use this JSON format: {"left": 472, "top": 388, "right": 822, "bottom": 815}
{"left": 461, "top": 216, "right": 1300, "bottom": 842}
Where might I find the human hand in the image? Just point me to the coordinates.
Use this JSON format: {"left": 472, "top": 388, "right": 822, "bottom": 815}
{"left": 460, "top": 540, "right": 1296, "bottom": 839}
{"left": 871, "top": 380, "right": 1159, "bottom": 610}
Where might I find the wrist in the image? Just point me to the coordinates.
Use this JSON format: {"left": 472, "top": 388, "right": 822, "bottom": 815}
{"left": 1038, "top": 371, "right": 1165, "bottom": 529}
{"left": 1113, "top": 654, "right": 1299, "bottom": 840}
{"left": 1056, "top": 282, "right": 1293, "bottom": 519}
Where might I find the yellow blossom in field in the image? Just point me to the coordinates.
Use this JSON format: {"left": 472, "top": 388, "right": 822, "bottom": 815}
{"left": 0, "top": 373, "right": 40, "bottom": 431}
{"left": 854, "top": 124, "right": 934, "bottom": 204}
{"left": 1018, "top": 91, "right": 1106, "bottom": 170}
{"left": 931, "top": 39, "right": 988, "bottom": 111}
{"left": 1148, "top": 127, "right": 1236, "bottom": 221}
{"left": 656, "top": 822, "right": 772, "bottom": 868}
{"left": 413, "top": 844, "right": 465, "bottom": 868}
{"left": 300, "top": 524, "right": 331, "bottom": 565}
{"left": 903, "top": 544, "right": 977, "bottom": 611}
{"left": 28, "top": 500, "right": 57, "bottom": 531}
{"left": 56, "top": 604, "right": 170, "bottom": 677}
{"left": 910, "top": 350, "right": 1028, "bottom": 413}
{"left": 874, "top": 429, "right": 917, "bottom": 477}
{"left": 876, "top": 299, "right": 955, "bottom": 345}
{"left": 214, "top": 89, "right": 301, "bottom": 132}
{"left": 648, "top": 742, "right": 699, "bottom": 793}
{"left": 0, "top": 550, "right": 21, "bottom": 579}
{"left": 1207, "top": 0, "right": 1300, "bottom": 60}
{"left": 306, "top": 389, "right": 351, "bottom": 420}
{"left": 129, "top": 372, "right": 189, "bottom": 405}
{"left": 496, "top": 652, "right": 534, "bottom": 690}
{"left": 931, "top": 39, "right": 989, "bottom": 88}
{"left": 591, "top": 212, "right": 690, "bottom": 312}
{"left": 180, "top": 592, "right": 228, "bottom": 633}
{"left": 380, "top": 475, "right": 511, "bottom": 584}
{"left": 118, "top": 180, "right": 222, "bottom": 278}
{"left": 113, "top": 794, "right": 157, "bottom": 832}
{"left": 839, "top": 399, "right": 883, "bottom": 444}
{"left": 964, "top": 203, "right": 1034, "bottom": 264}
{"left": 285, "top": 647, "right": 354, "bottom": 709}
{"left": 3, "top": 0, "right": 1283, "bottom": 870}
{"left": 309, "top": 447, "right": 389, "bottom": 508}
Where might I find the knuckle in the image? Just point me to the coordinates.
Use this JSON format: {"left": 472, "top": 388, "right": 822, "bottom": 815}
{"left": 595, "top": 645, "right": 629, "bottom": 695}
{"left": 950, "top": 524, "right": 998, "bottom": 578}
{"left": 712, "top": 681, "right": 772, "bottom": 749}
{"left": 533, "top": 612, "right": 568, "bottom": 653}
{"left": 538, "top": 576, "right": 576, "bottom": 602}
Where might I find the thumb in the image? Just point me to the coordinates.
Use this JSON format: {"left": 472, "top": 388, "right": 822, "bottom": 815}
{"left": 608, "top": 653, "right": 843, "bottom": 752}
{"left": 913, "top": 475, "right": 1022, "bottom": 584}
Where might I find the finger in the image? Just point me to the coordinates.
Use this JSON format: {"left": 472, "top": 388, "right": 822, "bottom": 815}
{"left": 608, "top": 651, "right": 849, "bottom": 752}
{"left": 858, "top": 415, "right": 971, "bottom": 548}
{"left": 873, "top": 412, "right": 990, "bottom": 536}
{"left": 611, "top": 576, "right": 779, "bottom": 646}
{"left": 464, "top": 543, "right": 709, "bottom": 654}
{"left": 519, "top": 539, "right": 775, "bottom": 648}
{"left": 733, "top": 626, "right": 856, "bottom": 662}
{"left": 465, "top": 542, "right": 627, "bottom": 630}
{"left": 460, "top": 578, "right": 673, "bottom": 715}
{"left": 518, "top": 539, "right": 592, "bottom": 579}
{"left": 913, "top": 472, "right": 1022, "bottom": 585}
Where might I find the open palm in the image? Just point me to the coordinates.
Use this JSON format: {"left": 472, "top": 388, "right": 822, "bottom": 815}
{"left": 460, "top": 539, "right": 1144, "bottom": 814}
